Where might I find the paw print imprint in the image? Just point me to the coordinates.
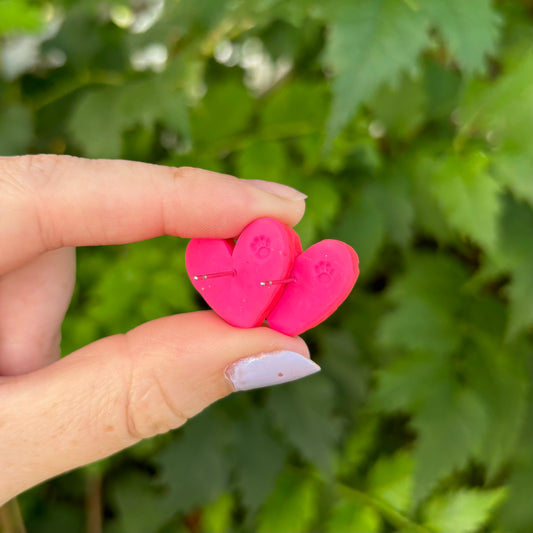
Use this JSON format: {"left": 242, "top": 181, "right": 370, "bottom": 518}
{"left": 251, "top": 235, "right": 271, "bottom": 259}
{"left": 315, "top": 261, "right": 334, "bottom": 283}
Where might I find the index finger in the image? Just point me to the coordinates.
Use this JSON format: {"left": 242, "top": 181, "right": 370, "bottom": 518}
{"left": 0, "top": 155, "right": 306, "bottom": 274}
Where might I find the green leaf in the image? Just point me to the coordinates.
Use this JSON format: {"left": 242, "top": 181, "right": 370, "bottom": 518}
{"left": 200, "top": 492, "right": 234, "bottom": 533}
{"left": 372, "top": 350, "right": 490, "bottom": 502}
{"left": 0, "top": 0, "right": 43, "bottom": 34}
{"left": 368, "top": 72, "right": 426, "bottom": 140}
{"left": 0, "top": 104, "right": 34, "bottom": 155}
{"left": 371, "top": 173, "right": 416, "bottom": 248}
{"left": 256, "top": 470, "right": 320, "bottom": 533}
{"left": 109, "top": 470, "right": 173, "bottom": 533}
{"left": 458, "top": 49, "right": 532, "bottom": 144}
{"left": 409, "top": 151, "right": 456, "bottom": 243}
{"left": 378, "top": 297, "right": 461, "bottom": 356}
{"left": 231, "top": 409, "right": 287, "bottom": 512}
{"left": 326, "top": 499, "right": 381, "bottom": 533}
{"left": 377, "top": 253, "right": 469, "bottom": 355}
{"left": 496, "top": 464, "right": 533, "bottom": 533}
{"left": 371, "top": 351, "right": 449, "bottom": 413}
{"left": 386, "top": 252, "right": 470, "bottom": 304}
{"left": 333, "top": 188, "right": 386, "bottom": 276}
{"left": 266, "top": 374, "right": 343, "bottom": 474}
{"left": 367, "top": 451, "right": 414, "bottom": 514}
{"left": 423, "top": 59, "right": 462, "bottom": 121}
{"left": 68, "top": 76, "right": 190, "bottom": 158}
{"left": 458, "top": 49, "right": 533, "bottom": 205}
{"left": 423, "top": 487, "right": 508, "bottom": 533}
{"left": 324, "top": 0, "right": 429, "bottom": 144}
{"left": 191, "top": 78, "right": 254, "bottom": 146}
{"left": 495, "top": 400, "right": 533, "bottom": 533}
{"left": 420, "top": 0, "right": 501, "bottom": 75}
{"left": 337, "top": 417, "right": 378, "bottom": 478}
{"left": 155, "top": 410, "right": 234, "bottom": 513}
{"left": 465, "top": 339, "right": 529, "bottom": 477}
{"left": 260, "top": 80, "right": 328, "bottom": 133}
{"left": 412, "top": 386, "right": 488, "bottom": 503}
{"left": 481, "top": 197, "right": 533, "bottom": 337}
{"left": 428, "top": 151, "right": 501, "bottom": 250}
{"left": 235, "top": 140, "right": 287, "bottom": 182}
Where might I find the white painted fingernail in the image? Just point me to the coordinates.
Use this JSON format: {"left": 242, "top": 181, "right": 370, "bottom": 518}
{"left": 225, "top": 351, "right": 320, "bottom": 391}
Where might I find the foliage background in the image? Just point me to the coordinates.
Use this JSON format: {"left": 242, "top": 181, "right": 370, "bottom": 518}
{"left": 1, "top": 0, "right": 532, "bottom": 532}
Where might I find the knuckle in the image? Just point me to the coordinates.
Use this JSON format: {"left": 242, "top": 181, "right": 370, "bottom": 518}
{"left": 13, "top": 154, "right": 62, "bottom": 189}
{"left": 0, "top": 154, "right": 64, "bottom": 249}
{"left": 171, "top": 166, "right": 195, "bottom": 180}
{"left": 121, "top": 336, "right": 188, "bottom": 441}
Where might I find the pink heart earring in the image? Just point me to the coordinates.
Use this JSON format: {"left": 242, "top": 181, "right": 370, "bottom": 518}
{"left": 185, "top": 218, "right": 359, "bottom": 335}
{"left": 185, "top": 218, "right": 298, "bottom": 328}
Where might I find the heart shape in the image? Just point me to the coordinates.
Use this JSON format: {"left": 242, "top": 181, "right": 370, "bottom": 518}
{"left": 185, "top": 218, "right": 297, "bottom": 328}
{"left": 267, "top": 239, "right": 359, "bottom": 336}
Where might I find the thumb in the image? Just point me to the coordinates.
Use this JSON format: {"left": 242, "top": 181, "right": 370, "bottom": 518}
{"left": 0, "top": 311, "right": 316, "bottom": 503}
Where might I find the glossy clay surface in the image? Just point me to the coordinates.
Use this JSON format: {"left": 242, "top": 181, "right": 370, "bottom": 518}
{"left": 186, "top": 219, "right": 359, "bottom": 335}
{"left": 185, "top": 218, "right": 296, "bottom": 328}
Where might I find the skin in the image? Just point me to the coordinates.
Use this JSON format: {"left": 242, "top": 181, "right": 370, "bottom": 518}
{"left": 0, "top": 155, "right": 309, "bottom": 503}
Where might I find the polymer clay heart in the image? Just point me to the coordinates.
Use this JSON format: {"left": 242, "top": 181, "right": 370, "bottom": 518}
{"left": 267, "top": 239, "right": 359, "bottom": 336}
{"left": 185, "top": 218, "right": 297, "bottom": 328}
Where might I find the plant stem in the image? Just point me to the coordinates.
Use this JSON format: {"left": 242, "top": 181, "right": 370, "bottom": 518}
{"left": 0, "top": 498, "right": 26, "bottom": 533}
{"left": 337, "top": 482, "right": 433, "bottom": 533}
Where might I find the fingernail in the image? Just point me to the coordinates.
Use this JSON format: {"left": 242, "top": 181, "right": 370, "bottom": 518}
{"left": 225, "top": 350, "right": 320, "bottom": 391}
{"left": 247, "top": 179, "right": 307, "bottom": 201}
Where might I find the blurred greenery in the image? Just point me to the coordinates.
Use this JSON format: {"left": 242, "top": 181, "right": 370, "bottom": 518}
{"left": 1, "top": 0, "right": 532, "bottom": 532}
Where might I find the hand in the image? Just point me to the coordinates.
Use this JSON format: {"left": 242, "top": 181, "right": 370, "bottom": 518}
{"left": 0, "top": 155, "right": 317, "bottom": 503}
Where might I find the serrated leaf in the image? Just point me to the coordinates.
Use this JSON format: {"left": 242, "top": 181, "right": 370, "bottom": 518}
{"left": 256, "top": 470, "right": 319, "bottom": 533}
{"left": 266, "top": 374, "right": 343, "bottom": 474}
{"left": 459, "top": 49, "right": 532, "bottom": 144}
{"left": 377, "top": 253, "right": 468, "bottom": 355}
{"left": 423, "top": 487, "right": 508, "bottom": 533}
{"left": 378, "top": 297, "right": 461, "bottom": 355}
{"left": 387, "top": 252, "right": 469, "bottom": 304}
{"left": 458, "top": 49, "right": 533, "bottom": 205}
{"left": 412, "top": 386, "right": 488, "bottom": 503}
{"left": 465, "top": 340, "right": 528, "bottom": 478}
{"left": 371, "top": 351, "right": 448, "bottom": 413}
{"left": 155, "top": 410, "right": 234, "bottom": 513}
{"left": 420, "top": 0, "right": 501, "bottom": 75}
{"left": 367, "top": 450, "right": 414, "bottom": 514}
{"left": 326, "top": 499, "right": 381, "bottom": 533}
{"left": 324, "top": 0, "right": 429, "bottom": 144}
{"left": 231, "top": 409, "right": 287, "bottom": 512}
{"left": 429, "top": 151, "right": 501, "bottom": 250}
